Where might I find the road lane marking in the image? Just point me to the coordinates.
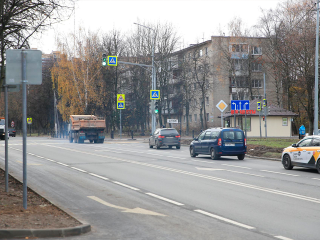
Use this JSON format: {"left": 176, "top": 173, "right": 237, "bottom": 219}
{"left": 312, "top": 178, "right": 320, "bottom": 181}
{"left": 146, "top": 193, "right": 184, "bottom": 206}
{"left": 260, "top": 170, "right": 299, "bottom": 177}
{"left": 196, "top": 168, "right": 264, "bottom": 177}
{"left": 89, "top": 173, "right": 109, "bottom": 181}
{"left": 222, "top": 164, "right": 252, "bottom": 169}
{"left": 56, "top": 162, "right": 69, "bottom": 167}
{"left": 274, "top": 236, "right": 294, "bottom": 240}
{"left": 113, "top": 181, "right": 140, "bottom": 191}
{"left": 88, "top": 196, "right": 165, "bottom": 216}
{"left": 70, "top": 167, "right": 87, "bottom": 173}
{"left": 25, "top": 144, "right": 320, "bottom": 204}
{"left": 16, "top": 161, "right": 42, "bottom": 166}
{"left": 167, "top": 156, "right": 186, "bottom": 159}
{"left": 196, "top": 168, "right": 224, "bottom": 171}
{"left": 192, "top": 160, "right": 215, "bottom": 164}
{"left": 194, "top": 209, "right": 255, "bottom": 230}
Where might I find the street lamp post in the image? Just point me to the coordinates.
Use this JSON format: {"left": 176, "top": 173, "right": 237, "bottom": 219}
{"left": 315, "top": 0, "right": 319, "bottom": 136}
{"left": 134, "top": 23, "right": 156, "bottom": 134}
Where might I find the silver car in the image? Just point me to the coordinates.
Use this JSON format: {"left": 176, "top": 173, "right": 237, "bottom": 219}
{"left": 149, "top": 128, "right": 181, "bottom": 149}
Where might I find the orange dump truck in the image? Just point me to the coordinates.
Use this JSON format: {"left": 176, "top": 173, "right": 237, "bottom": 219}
{"left": 68, "top": 115, "right": 106, "bottom": 143}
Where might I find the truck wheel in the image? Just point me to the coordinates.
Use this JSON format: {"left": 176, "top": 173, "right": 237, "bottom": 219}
{"left": 89, "top": 140, "right": 93, "bottom": 143}
{"left": 100, "top": 139, "right": 104, "bottom": 144}
{"left": 94, "top": 140, "right": 98, "bottom": 143}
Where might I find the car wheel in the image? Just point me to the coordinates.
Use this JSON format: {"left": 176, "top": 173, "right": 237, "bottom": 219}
{"left": 90, "top": 140, "right": 93, "bottom": 143}
{"left": 316, "top": 160, "right": 320, "bottom": 174}
{"left": 156, "top": 141, "right": 161, "bottom": 149}
{"left": 176, "top": 145, "right": 180, "bottom": 149}
{"left": 210, "top": 148, "right": 219, "bottom": 160}
{"left": 149, "top": 140, "right": 153, "bottom": 148}
{"left": 282, "top": 154, "right": 293, "bottom": 170}
{"left": 238, "top": 154, "right": 245, "bottom": 160}
{"left": 190, "top": 147, "right": 197, "bottom": 157}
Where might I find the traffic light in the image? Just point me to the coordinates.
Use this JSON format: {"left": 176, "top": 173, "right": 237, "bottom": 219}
{"left": 155, "top": 101, "right": 159, "bottom": 114}
{"left": 263, "top": 116, "right": 265, "bottom": 121}
{"left": 102, "top": 53, "right": 107, "bottom": 66}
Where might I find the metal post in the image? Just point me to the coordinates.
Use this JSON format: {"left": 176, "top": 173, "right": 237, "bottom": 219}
{"left": 259, "top": 110, "right": 262, "bottom": 139}
{"left": 245, "top": 110, "right": 247, "bottom": 139}
{"left": 22, "top": 50, "right": 28, "bottom": 209}
{"left": 264, "top": 73, "right": 267, "bottom": 138}
{"left": 4, "top": 85, "right": 8, "bottom": 192}
{"left": 120, "top": 109, "right": 122, "bottom": 139}
{"left": 315, "top": 0, "right": 319, "bottom": 135}
{"left": 234, "top": 111, "right": 236, "bottom": 128}
{"left": 221, "top": 112, "right": 223, "bottom": 127}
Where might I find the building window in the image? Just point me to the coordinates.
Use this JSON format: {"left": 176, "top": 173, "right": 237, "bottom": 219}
{"left": 232, "top": 93, "right": 238, "bottom": 100}
{"left": 184, "top": 115, "right": 186, "bottom": 123}
{"left": 242, "top": 117, "right": 251, "bottom": 131}
{"left": 205, "top": 47, "right": 208, "bottom": 55}
{"left": 252, "top": 62, "right": 262, "bottom": 72}
{"left": 200, "top": 49, "right": 203, "bottom": 56}
{"left": 206, "top": 97, "right": 209, "bottom": 105}
{"left": 252, "top": 79, "right": 262, "bottom": 88}
{"left": 283, "top": 117, "right": 288, "bottom": 126}
{"left": 231, "top": 44, "right": 248, "bottom": 53}
{"left": 189, "top": 115, "right": 192, "bottom": 123}
{"left": 194, "top": 114, "right": 197, "bottom": 122}
{"left": 234, "top": 59, "right": 246, "bottom": 71}
{"left": 206, "top": 113, "right": 209, "bottom": 122}
{"left": 253, "top": 46, "right": 262, "bottom": 55}
{"left": 252, "top": 95, "right": 262, "bottom": 100}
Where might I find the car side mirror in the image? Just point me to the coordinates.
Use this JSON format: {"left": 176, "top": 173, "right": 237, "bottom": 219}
{"left": 193, "top": 138, "right": 198, "bottom": 141}
{"left": 292, "top": 143, "right": 297, "bottom": 147}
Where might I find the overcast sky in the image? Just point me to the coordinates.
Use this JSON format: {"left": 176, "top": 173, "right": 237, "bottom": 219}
{"left": 30, "top": 0, "right": 288, "bottom": 54}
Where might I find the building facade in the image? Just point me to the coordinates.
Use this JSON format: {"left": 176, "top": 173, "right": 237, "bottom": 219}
{"left": 163, "top": 35, "right": 282, "bottom": 134}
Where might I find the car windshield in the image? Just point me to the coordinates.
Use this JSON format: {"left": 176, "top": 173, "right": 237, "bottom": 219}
{"left": 160, "top": 129, "right": 178, "bottom": 135}
{"left": 222, "top": 131, "right": 243, "bottom": 140}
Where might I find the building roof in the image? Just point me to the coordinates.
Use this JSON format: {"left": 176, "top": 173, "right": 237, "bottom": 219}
{"left": 223, "top": 99, "right": 298, "bottom": 118}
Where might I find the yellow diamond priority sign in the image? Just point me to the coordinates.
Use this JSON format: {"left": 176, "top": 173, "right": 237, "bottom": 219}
{"left": 216, "top": 100, "right": 228, "bottom": 113}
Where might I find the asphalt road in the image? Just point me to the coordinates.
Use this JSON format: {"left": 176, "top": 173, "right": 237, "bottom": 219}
{"left": 1, "top": 137, "right": 320, "bottom": 240}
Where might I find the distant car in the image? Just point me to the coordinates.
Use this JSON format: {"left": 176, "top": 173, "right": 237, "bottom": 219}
{"left": 149, "top": 128, "right": 181, "bottom": 149}
{"left": 282, "top": 136, "right": 320, "bottom": 173}
{"left": 189, "top": 128, "right": 246, "bottom": 160}
{"left": 9, "top": 128, "right": 16, "bottom": 137}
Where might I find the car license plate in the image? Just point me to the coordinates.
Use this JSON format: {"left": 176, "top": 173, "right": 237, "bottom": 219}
{"left": 225, "top": 143, "right": 235, "bottom": 146}
{"left": 167, "top": 137, "right": 174, "bottom": 138}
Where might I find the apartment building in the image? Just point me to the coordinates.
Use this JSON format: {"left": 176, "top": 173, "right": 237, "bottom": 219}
{"left": 164, "top": 35, "right": 280, "bottom": 132}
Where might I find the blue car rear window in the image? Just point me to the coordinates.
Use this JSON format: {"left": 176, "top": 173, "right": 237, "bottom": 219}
{"left": 222, "top": 131, "right": 243, "bottom": 140}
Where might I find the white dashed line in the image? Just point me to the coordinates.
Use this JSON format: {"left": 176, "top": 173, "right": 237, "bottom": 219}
{"left": 71, "top": 167, "right": 87, "bottom": 173}
{"left": 89, "top": 173, "right": 109, "bottom": 181}
{"left": 222, "top": 164, "right": 252, "bottom": 169}
{"left": 312, "top": 178, "right": 320, "bottom": 181}
{"left": 56, "top": 162, "right": 69, "bottom": 167}
{"left": 113, "top": 181, "right": 140, "bottom": 191}
{"left": 194, "top": 209, "right": 255, "bottom": 230}
{"left": 146, "top": 193, "right": 184, "bottom": 206}
{"left": 261, "top": 170, "right": 299, "bottom": 177}
{"left": 192, "top": 160, "right": 215, "bottom": 164}
{"left": 226, "top": 170, "right": 264, "bottom": 178}
{"left": 274, "top": 236, "right": 294, "bottom": 240}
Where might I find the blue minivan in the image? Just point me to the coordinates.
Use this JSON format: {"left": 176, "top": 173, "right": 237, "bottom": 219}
{"left": 190, "top": 128, "right": 247, "bottom": 160}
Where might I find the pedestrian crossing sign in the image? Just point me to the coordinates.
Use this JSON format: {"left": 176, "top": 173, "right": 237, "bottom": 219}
{"left": 117, "top": 102, "right": 125, "bottom": 109}
{"left": 108, "top": 56, "right": 117, "bottom": 66}
{"left": 150, "top": 90, "right": 160, "bottom": 100}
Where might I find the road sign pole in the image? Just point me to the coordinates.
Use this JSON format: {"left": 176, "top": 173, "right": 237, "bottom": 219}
{"left": 221, "top": 112, "right": 223, "bottom": 127}
{"left": 245, "top": 110, "right": 247, "bottom": 139}
{"left": 22, "top": 50, "right": 28, "bottom": 209}
{"left": 4, "top": 84, "right": 8, "bottom": 192}
{"left": 259, "top": 111, "right": 262, "bottom": 139}
{"left": 264, "top": 73, "right": 267, "bottom": 138}
{"left": 120, "top": 109, "right": 122, "bottom": 139}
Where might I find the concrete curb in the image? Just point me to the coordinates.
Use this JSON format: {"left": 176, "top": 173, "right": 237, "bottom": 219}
{"left": 246, "top": 154, "right": 281, "bottom": 161}
{"left": 0, "top": 224, "right": 91, "bottom": 239}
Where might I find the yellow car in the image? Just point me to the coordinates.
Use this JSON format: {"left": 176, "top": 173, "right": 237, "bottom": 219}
{"left": 282, "top": 136, "right": 320, "bottom": 173}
